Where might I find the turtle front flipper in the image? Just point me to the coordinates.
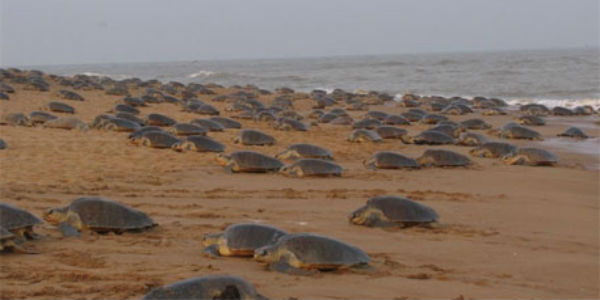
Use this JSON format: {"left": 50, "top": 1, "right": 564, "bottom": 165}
{"left": 203, "top": 244, "right": 220, "bottom": 258}
{"left": 2, "top": 240, "right": 39, "bottom": 254}
{"left": 267, "top": 259, "right": 317, "bottom": 276}
{"left": 58, "top": 222, "right": 81, "bottom": 237}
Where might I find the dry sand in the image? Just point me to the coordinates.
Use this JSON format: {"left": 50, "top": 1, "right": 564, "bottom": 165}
{"left": 0, "top": 80, "right": 598, "bottom": 299}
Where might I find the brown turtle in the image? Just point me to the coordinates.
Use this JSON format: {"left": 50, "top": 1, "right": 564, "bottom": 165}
{"left": 45, "top": 101, "right": 75, "bottom": 114}
{"left": 146, "top": 113, "right": 176, "bottom": 126}
{"left": 503, "top": 148, "right": 558, "bottom": 166}
{"left": 202, "top": 223, "right": 288, "bottom": 257}
{"left": 0, "top": 203, "right": 43, "bottom": 239}
{"left": 234, "top": 129, "right": 275, "bottom": 146}
{"left": 275, "top": 143, "right": 333, "bottom": 160}
{"left": 349, "top": 196, "right": 439, "bottom": 228}
{"left": 172, "top": 135, "right": 225, "bottom": 152}
{"left": 363, "top": 152, "right": 419, "bottom": 170}
{"left": 215, "top": 151, "right": 283, "bottom": 173}
{"left": 470, "top": 142, "right": 518, "bottom": 158}
{"left": 279, "top": 159, "right": 343, "bottom": 177}
{"left": 1, "top": 113, "right": 31, "bottom": 126}
{"left": 557, "top": 127, "right": 588, "bottom": 139}
{"left": 142, "top": 275, "right": 268, "bottom": 300}
{"left": 43, "top": 117, "right": 89, "bottom": 130}
{"left": 44, "top": 197, "right": 157, "bottom": 236}
{"left": 139, "top": 131, "right": 182, "bottom": 149}
{"left": 254, "top": 233, "right": 370, "bottom": 274}
{"left": 416, "top": 149, "right": 470, "bottom": 167}
{"left": 375, "top": 126, "right": 408, "bottom": 139}
{"left": 347, "top": 129, "right": 382, "bottom": 143}
{"left": 457, "top": 132, "right": 488, "bottom": 146}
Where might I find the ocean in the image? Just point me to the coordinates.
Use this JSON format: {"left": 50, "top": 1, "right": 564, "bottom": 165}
{"left": 31, "top": 47, "right": 600, "bottom": 109}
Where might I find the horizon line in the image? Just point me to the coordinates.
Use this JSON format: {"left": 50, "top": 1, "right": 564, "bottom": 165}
{"left": 3, "top": 45, "right": 598, "bottom": 69}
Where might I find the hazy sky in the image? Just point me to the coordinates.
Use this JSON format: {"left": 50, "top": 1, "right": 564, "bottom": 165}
{"left": 1, "top": 0, "right": 598, "bottom": 66}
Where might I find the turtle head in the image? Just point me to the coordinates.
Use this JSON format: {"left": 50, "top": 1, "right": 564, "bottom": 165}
{"left": 171, "top": 141, "right": 186, "bottom": 152}
{"left": 43, "top": 206, "right": 70, "bottom": 225}
{"left": 274, "top": 149, "right": 290, "bottom": 160}
{"left": 215, "top": 153, "right": 231, "bottom": 166}
{"left": 253, "top": 244, "right": 277, "bottom": 262}
{"left": 278, "top": 165, "right": 293, "bottom": 177}
{"left": 349, "top": 205, "right": 370, "bottom": 225}
{"left": 399, "top": 134, "right": 413, "bottom": 144}
{"left": 201, "top": 232, "right": 223, "bottom": 246}
{"left": 232, "top": 136, "right": 241, "bottom": 144}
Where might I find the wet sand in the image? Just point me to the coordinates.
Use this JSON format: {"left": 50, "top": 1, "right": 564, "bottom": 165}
{"left": 0, "top": 81, "right": 598, "bottom": 299}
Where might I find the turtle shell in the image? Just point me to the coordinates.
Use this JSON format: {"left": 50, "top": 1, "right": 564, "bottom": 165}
{"left": 229, "top": 151, "right": 283, "bottom": 172}
{"left": 67, "top": 197, "right": 156, "bottom": 231}
{"left": 281, "top": 159, "right": 343, "bottom": 177}
{"left": 0, "top": 203, "right": 43, "bottom": 231}
{"left": 274, "top": 118, "right": 308, "bottom": 131}
{"left": 460, "top": 118, "right": 491, "bottom": 130}
{"left": 516, "top": 115, "right": 546, "bottom": 126}
{"left": 236, "top": 129, "right": 275, "bottom": 145}
{"left": 352, "top": 118, "right": 381, "bottom": 129}
{"left": 348, "top": 129, "right": 382, "bottom": 143}
{"left": 0, "top": 138, "right": 6, "bottom": 150}
{"left": 179, "top": 135, "right": 225, "bottom": 152}
{"left": 383, "top": 114, "right": 410, "bottom": 125}
{"left": 29, "top": 111, "right": 58, "bottom": 124}
{"left": 46, "top": 101, "right": 75, "bottom": 114}
{"left": 191, "top": 119, "right": 225, "bottom": 131}
{"left": 362, "top": 196, "right": 439, "bottom": 224}
{"left": 375, "top": 126, "right": 408, "bottom": 139}
{"left": 43, "top": 117, "right": 88, "bottom": 130}
{"left": 413, "top": 130, "right": 455, "bottom": 145}
{"left": 505, "top": 148, "right": 558, "bottom": 166}
{"left": 1, "top": 113, "right": 31, "bottom": 126}
{"left": 278, "top": 143, "right": 333, "bottom": 160}
{"left": 501, "top": 125, "right": 542, "bottom": 140}
{"left": 0, "top": 226, "right": 14, "bottom": 241}
{"left": 367, "top": 152, "right": 419, "bottom": 169}
{"left": 146, "top": 113, "right": 176, "bottom": 126}
{"left": 170, "top": 123, "right": 207, "bottom": 136}
{"left": 142, "top": 275, "right": 266, "bottom": 300}
{"left": 262, "top": 233, "right": 370, "bottom": 268}
{"left": 141, "top": 131, "right": 181, "bottom": 148}
{"left": 557, "top": 127, "right": 588, "bottom": 139}
{"left": 209, "top": 117, "right": 241, "bottom": 129}
{"left": 471, "top": 142, "right": 517, "bottom": 158}
{"left": 457, "top": 132, "right": 488, "bottom": 146}
{"left": 223, "top": 223, "right": 288, "bottom": 253}
{"left": 417, "top": 149, "right": 470, "bottom": 167}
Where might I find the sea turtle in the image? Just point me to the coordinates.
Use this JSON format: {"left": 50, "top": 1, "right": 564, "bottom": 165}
{"left": 308, "top": 109, "right": 325, "bottom": 120}
{"left": 128, "top": 126, "right": 163, "bottom": 143}
{"left": 112, "top": 104, "right": 140, "bottom": 115}
{"left": 401, "top": 111, "right": 424, "bottom": 122}
{"left": 0, "top": 203, "right": 43, "bottom": 239}
{"left": 573, "top": 106, "right": 596, "bottom": 115}
{"left": 43, "top": 117, "right": 89, "bottom": 130}
{"left": 169, "top": 123, "right": 207, "bottom": 136}
{"left": 273, "top": 118, "right": 308, "bottom": 131}
{"left": 142, "top": 275, "right": 268, "bottom": 300}
{"left": 551, "top": 106, "right": 574, "bottom": 116}
{"left": 0, "top": 138, "right": 5, "bottom": 150}
{"left": 44, "top": 197, "right": 157, "bottom": 236}
{"left": 115, "top": 112, "right": 146, "bottom": 126}
{"left": 363, "top": 111, "right": 389, "bottom": 121}
{"left": 402, "top": 130, "right": 455, "bottom": 145}
{"left": 1, "top": 113, "right": 31, "bottom": 126}
{"left": 186, "top": 103, "right": 220, "bottom": 115}
{"left": 470, "top": 142, "right": 518, "bottom": 158}
{"left": 202, "top": 223, "right": 288, "bottom": 257}
{"left": 277, "top": 110, "right": 303, "bottom": 121}
{"left": 329, "top": 115, "right": 354, "bottom": 125}
{"left": 275, "top": 143, "right": 333, "bottom": 160}
{"left": 481, "top": 107, "right": 507, "bottom": 116}
{"left": 503, "top": 148, "right": 558, "bottom": 166}
{"left": 375, "top": 126, "right": 409, "bottom": 139}
{"left": 139, "top": 131, "right": 182, "bottom": 149}
{"left": 45, "top": 101, "right": 75, "bottom": 114}
{"left": 215, "top": 151, "right": 283, "bottom": 173}
{"left": 122, "top": 97, "right": 146, "bottom": 107}
{"left": 254, "top": 110, "right": 277, "bottom": 122}
{"left": 349, "top": 196, "right": 438, "bottom": 228}
{"left": 146, "top": 113, "right": 176, "bottom": 126}
{"left": 191, "top": 118, "right": 225, "bottom": 131}
{"left": 416, "top": 149, "right": 470, "bottom": 167}
{"left": 279, "top": 159, "right": 343, "bottom": 177}
{"left": 172, "top": 135, "right": 225, "bottom": 152}
{"left": 457, "top": 132, "right": 488, "bottom": 146}
{"left": 209, "top": 117, "right": 242, "bottom": 129}
{"left": 557, "top": 127, "right": 588, "bottom": 139}
{"left": 363, "top": 152, "right": 419, "bottom": 170}
{"left": 0, "top": 92, "right": 8, "bottom": 100}
{"left": 495, "top": 124, "right": 542, "bottom": 140}
{"left": 234, "top": 129, "right": 275, "bottom": 146}
{"left": 460, "top": 118, "right": 491, "bottom": 130}
{"left": 520, "top": 104, "right": 549, "bottom": 116}
{"left": 102, "top": 117, "right": 141, "bottom": 132}
{"left": 383, "top": 114, "right": 410, "bottom": 125}
{"left": 428, "top": 124, "right": 462, "bottom": 138}
{"left": 253, "top": 233, "right": 370, "bottom": 274}
{"left": 57, "top": 90, "right": 84, "bottom": 101}
{"left": 353, "top": 118, "right": 381, "bottom": 130}
{"left": 0, "top": 226, "right": 36, "bottom": 253}
{"left": 515, "top": 115, "right": 546, "bottom": 126}
{"left": 347, "top": 129, "right": 382, "bottom": 143}
{"left": 441, "top": 104, "right": 472, "bottom": 115}
{"left": 420, "top": 114, "right": 447, "bottom": 125}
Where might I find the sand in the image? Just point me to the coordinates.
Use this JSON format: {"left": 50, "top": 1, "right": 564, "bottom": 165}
{"left": 0, "top": 79, "right": 598, "bottom": 300}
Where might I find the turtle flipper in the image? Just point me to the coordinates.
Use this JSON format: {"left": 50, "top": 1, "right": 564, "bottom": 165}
{"left": 10, "top": 243, "right": 39, "bottom": 254}
{"left": 58, "top": 222, "right": 81, "bottom": 237}
{"left": 202, "top": 244, "right": 220, "bottom": 258}
{"left": 267, "top": 259, "right": 316, "bottom": 276}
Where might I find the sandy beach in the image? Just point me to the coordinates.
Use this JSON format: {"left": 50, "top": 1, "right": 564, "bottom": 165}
{"left": 0, "top": 75, "right": 598, "bottom": 299}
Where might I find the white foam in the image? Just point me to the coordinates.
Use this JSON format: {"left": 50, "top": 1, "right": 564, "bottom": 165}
{"left": 188, "top": 70, "right": 216, "bottom": 78}
{"left": 541, "top": 137, "right": 600, "bottom": 156}
{"left": 506, "top": 98, "right": 600, "bottom": 109}
{"left": 80, "top": 72, "right": 132, "bottom": 80}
